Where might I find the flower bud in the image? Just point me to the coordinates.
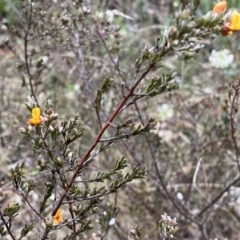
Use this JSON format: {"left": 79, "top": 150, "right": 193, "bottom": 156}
{"left": 212, "top": 1, "right": 227, "bottom": 13}
{"left": 19, "top": 127, "right": 27, "bottom": 134}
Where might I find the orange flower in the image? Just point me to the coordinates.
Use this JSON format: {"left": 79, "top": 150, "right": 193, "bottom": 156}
{"left": 27, "top": 107, "right": 43, "bottom": 125}
{"left": 212, "top": 1, "right": 227, "bottom": 13}
{"left": 53, "top": 208, "right": 63, "bottom": 225}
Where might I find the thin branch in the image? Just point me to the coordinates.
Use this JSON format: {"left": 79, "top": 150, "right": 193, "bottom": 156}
{"left": 134, "top": 101, "right": 201, "bottom": 226}
{"left": 99, "top": 134, "right": 130, "bottom": 142}
{"left": 93, "top": 19, "right": 129, "bottom": 90}
{"left": 0, "top": 209, "right": 16, "bottom": 240}
{"left": 20, "top": 192, "right": 45, "bottom": 220}
{"left": 192, "top": 157, "right": 205, "bottom": 198}
{"left": 52, "top": 63, "right": 154, "bottom": 216}
{"left": 229, "top": 79, "right": 240, "bottom": 173}
{"left": 197, "top": 175, "right": 240, "bottom": 217}
{"left": 24, "top": 2, "right": 38, "bottom": 105}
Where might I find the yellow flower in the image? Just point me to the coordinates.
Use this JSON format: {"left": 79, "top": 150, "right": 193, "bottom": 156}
{"left": 212, "top": 1, "right": 227, "bottom": 13}
{"left": 228, "top": 10, "right": 240, "bottom": 31}
{"left": 53, "top": 208, "right": 63, "bottom": 225}
{"left": 27, "top": 107, "right": 43, "bottom": 125}
{"left": 221, "top": 10, "right": 240, "bottom": 35}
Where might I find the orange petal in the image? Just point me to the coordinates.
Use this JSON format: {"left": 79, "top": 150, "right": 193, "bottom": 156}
{"left": 28, "top": 118, "right": 42, "bottom": 125}
{"left": 53, "top": 208, "right": 63, "bottom": 225}
{"left": 212, "top": 1, "right": 227, "bottom": 13}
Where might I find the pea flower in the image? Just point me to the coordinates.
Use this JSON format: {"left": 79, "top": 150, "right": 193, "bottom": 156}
{"left": 212, "top": 1, "right": 240, "bottom": 36}
{"left": 53, "top": 208, "right": 63, "bottom": 225}
{"left": 212, "top": 1, "right": 227, "bottom": 13}
{"left": 209, "top": 49, "right": 234, "bottom": 69}
{"left": 223, "top": 10, "right": 240, "bottom": 35}
{"left": 27, "top": 107, "right": 46, "bottom": 125}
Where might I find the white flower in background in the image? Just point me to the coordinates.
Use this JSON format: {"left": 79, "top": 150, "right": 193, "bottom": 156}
{"left": 96, "top": 9, "right": 133, "bottom": 23}
{"left": 176, "top": 192, "right": 184, "bottom": 201}
{"left": 157, "top": 104, "right": 174, "bottom": 121}
{"left": 209, "top": 49, "right": 234, "bottom": 69}
{"left": 105, "top": 10, "right": 115, "bottom": 23}
{"left": 108, "top": 218, "right": 115, "bottom": 225}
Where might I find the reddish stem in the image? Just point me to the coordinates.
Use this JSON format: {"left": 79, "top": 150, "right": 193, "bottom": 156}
{"left": 52, "top": 64, "right": 153, "bottom": 216}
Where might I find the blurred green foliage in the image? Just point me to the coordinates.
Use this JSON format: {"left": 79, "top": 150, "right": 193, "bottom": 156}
{"left": 1, "top": 0, "right": 240, "bottom": 239}
{"left": 0, "top": 0, "right": 20, "bottom": 24}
